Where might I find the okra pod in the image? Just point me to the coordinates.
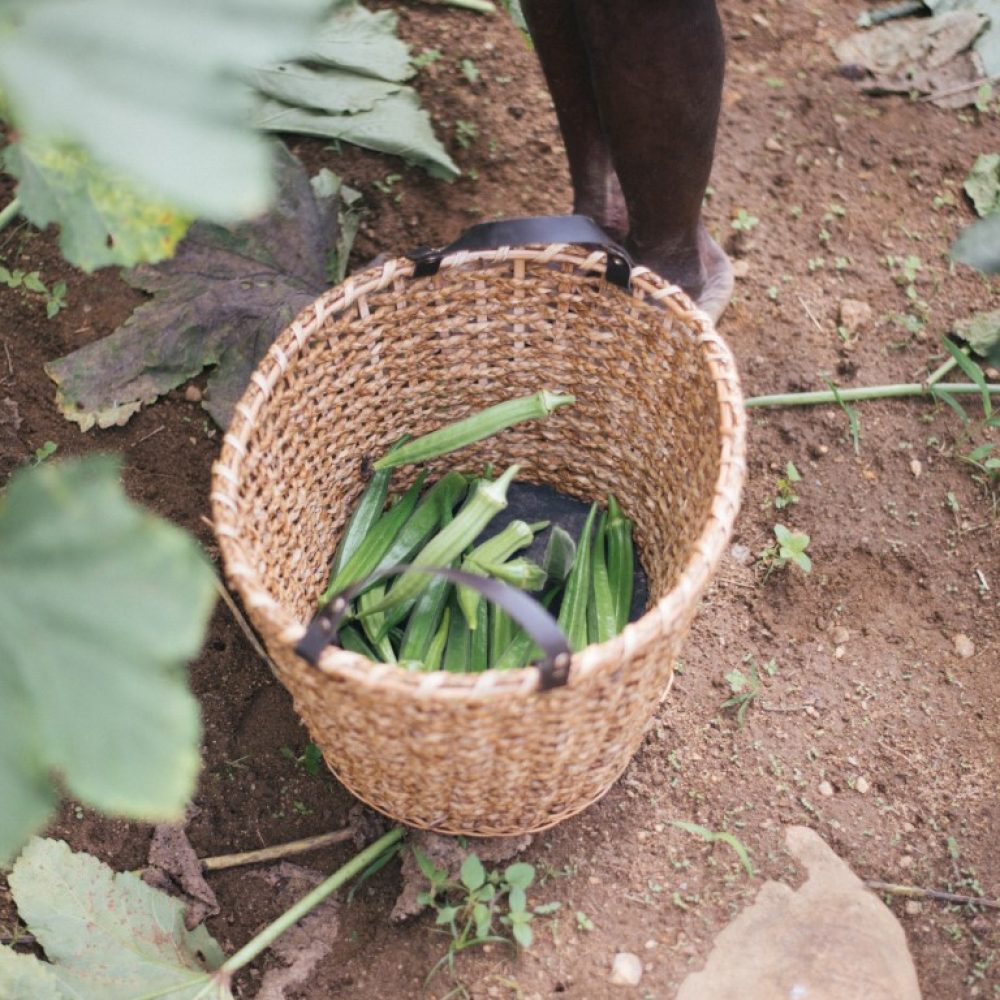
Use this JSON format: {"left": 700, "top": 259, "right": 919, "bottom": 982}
{"left": 542, "top": 524, "right": 576, "bottom": 586}
{"left": 397, "top": 568, "right": 453, "bottom": 663}
{"left": 372, "top": 392, "right": 575, "bottom": 470}
{"left": 338, "top": 624, "right": 379, "bottom": 661}
{"left": 357, "top": 584, "right": 397, "bottom": 663}
{"left": 469, "top": 599, "right": 489, "bottom": 671}
{"left": 442, "top": 594, "right": 471, "bottom": 672}
{"left": 475, "top": 557, "right": 546, "bottom": 591}
{"left": 606, "top": 494, "right": 634, "bottom": 633}
{"left": 361, "top": 465, "right": 520, "bottom": 615}
{"left": 457, "top": 518, "right": 547, "bottom": 628}
{"left": 420, "top": 606, "right": 451, "bottom": 672}
{"left": 557, "top": 501, "right": 598, "bottom": 652}
{"left": 320, "top": 471, "right": 427, "bottom": 603}
{"left": 489, "top": 604, "right": 513, "bottom": 668}
{"left": 492, "top": 585, "right": 562, "bottom": 670}
{"left": 589, "top": 512, "right": 618, "bottom": 644}
{"left": 372, "top": 471, "right": 468, "bottom": 576}
{"left": 327, "top": 435, "right": 409, "bottom": 581}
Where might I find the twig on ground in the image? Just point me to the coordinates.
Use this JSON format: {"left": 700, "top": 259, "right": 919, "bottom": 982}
{"left": 797, "top": 294, "right": 824, "bottom": 333}
{"left": 201, "top": 828, "right": 356, "bottom": 872}
{"left": 919, "top": 74, "right": 1000, "bottom": 104}
{"left": 866, "top": 880, "right": 1000, "bottom": 911}
{"left": 130, "top": 424, "right": 166, "bottom": 448}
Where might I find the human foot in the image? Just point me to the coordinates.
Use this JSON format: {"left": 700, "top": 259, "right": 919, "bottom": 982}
{"left": 628, "top": 223, "right": 734, "bottom": 323}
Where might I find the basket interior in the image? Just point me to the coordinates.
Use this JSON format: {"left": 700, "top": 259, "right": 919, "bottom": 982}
{"left": 233, "top": 258, "right": 722, "bottom": 636}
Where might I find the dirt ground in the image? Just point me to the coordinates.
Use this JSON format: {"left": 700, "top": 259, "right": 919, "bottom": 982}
{"left": 1, "top": 0, "right": 998, "bottom": 997}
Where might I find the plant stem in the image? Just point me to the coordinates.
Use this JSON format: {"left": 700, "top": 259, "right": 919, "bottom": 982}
{"left": 419, "top": 0, "right": 496, "bottom": 10}
{"left": 925, "top": 355, "right": 959, "bottom": 387}
{"left": 201, "top": 827, "right": 355, "bottom": 871}
{"left": 218, "top": 826, "right": 405, "bottom": 977}
{"left": 745, "top": 382, "right": 1000, "bottom": 409}
{"left": 0, "top": 197, "right": 22, "bottom": 234}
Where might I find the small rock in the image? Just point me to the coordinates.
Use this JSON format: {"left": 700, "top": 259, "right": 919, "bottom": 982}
{"left": 184, "top": 384, "right": 203, "bottom": 403}
{"left": 764, "top": 135, "right": 784, "bottom": 152}
{"left": 732, "top": 259, "right": 751, "bottom": 280}
{"left": 953, "top": 634, "right": 975, "bottom": 659}
{"left": 855, "top": 776, "right": 870, "bottom": 795}
{"left": 644, "top": 939, "right": 658, "bottom": 951}
{"left": 831, "top": 626, "right": 851, "bottom": 645}
{"left": 904, "top": 901, "right": 922, "bottom": 916}
{"left": 730, "top": 543, "right": 753, "bottom": 566}
{"left": 610, "top": 953, "right": 643, "bottom": 987}
{"left": 838, "top": 298, "right": 873, "bottom": 336}
{"left": 899, "top": 855, "right": 914, "bottom": 869}
{"left": 909, "top": 459, "right": 922, "bottom": 478}
{"left": 834, "top": 645, "right": 846, "bottom": 660}
{"left": 818, "top": 781, "right": 835, "bottom": 798}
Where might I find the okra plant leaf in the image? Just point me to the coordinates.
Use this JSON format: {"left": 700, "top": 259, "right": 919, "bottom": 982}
{"left": 951, "top": 213, "right": 1000, "bottom": 276}
{"left": 0, "top": 0, "right": 327, "bottom": 223}
{"left": 4, "top": 139, "right": 191, "bottom": 272}
{"left": 953, "top": 309, "right": 1000, "bottom": 367}
{"left": 2, "top": 838, "right": 230, "bottom": 1000}
{"left": 45, "top": 146, "right": 342, "bottom": 430}
{"left": 0, "top": 456, "right": 216, "bottom": 864}
{"left": 460, "top": 854, "right": 487, "bottom": 892}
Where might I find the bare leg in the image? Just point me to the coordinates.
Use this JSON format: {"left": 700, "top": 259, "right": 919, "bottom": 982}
{"left": 519, "top": 0, "right": 628, "bottom": 241}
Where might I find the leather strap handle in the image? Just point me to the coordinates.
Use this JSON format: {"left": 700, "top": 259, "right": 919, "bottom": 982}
{"left": 297, "top": 563, "right": 573, "bottom": 691}
{"left": 406, "top": 214, "right": 633, "bottom": 289}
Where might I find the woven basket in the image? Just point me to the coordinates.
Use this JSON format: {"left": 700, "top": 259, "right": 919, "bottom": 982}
{"left": 211, "top": 217, "right": 746, "bottom": 837}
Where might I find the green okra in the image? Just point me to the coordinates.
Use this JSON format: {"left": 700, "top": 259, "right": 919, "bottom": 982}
{"left": 328, "top": 435, "right": 410, "bottom": 581}
{"left": 372, "top": 471, "right": 468, "bottom": 576}
{"left": 361, "top": 464, "right": 520, "bottom": 615}
{"left": 397, "top": 568, "right": 453, "bottom": 663}
{"left": 338, "top": 624, "right": 379, "bottom": 661}
{"left": 469, "top": 599, "right": 489, "bottom": 671}
{"left": 442, "top": 594, "right": 471, "bottom": 672}
{"left": 320, "top": 472, "right": 427, "bottom": 603}
{"left": 372, "top": 392, "right": 575, "bottom": 470}
{"left": 589, "top": 512, "right": 617, "bottom": 644}
{"left": 492, "top": 585, "right": 562, "bottom": 670}
{"left": 489, "top": 604, "right": 513, "bottom": 668}
{"left": 542, "top": 524, "right": 576, "bottom": 585}
{"left": 420, "top": 606, "right": 451, "bottom": 672}
{"left": 476, "top": 557, "right": 546, "bottom": 590}
{"left": 558, "top": 501, "right": 598, "bottom": 652}
{"left": 457, "top": 518, "right": 547, "bottom": 628}
{"left": 606, "top": 494, "right": 634, "bottom": 634}
{"left": 357, "top": 584, "right": 397, "bottom": 663}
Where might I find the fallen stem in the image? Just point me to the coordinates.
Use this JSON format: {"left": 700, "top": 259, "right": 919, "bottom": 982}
{"left": 201, "top": 828, "right": 356, "bottom": 871}
{"left": 417, "top": 0, "right": 495, "bottom": 10}
{"left": 865, "top": 880, "right": 1000, "bottom": 911}
{"left": 924, "top": 354, "right": 959, "bottom": 388}
{"left": 0, "top": 197, "right": 22, "bottom": 235}
{"left": 745, "top": 382, "right": 1000, "bottom": 409}
{"left": 218, "top": 826, "right": 405, "bottom": 977}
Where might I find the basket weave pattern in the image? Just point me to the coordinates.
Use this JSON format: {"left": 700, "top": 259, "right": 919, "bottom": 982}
{"left": 212, "top": 244, "right": 745, "bottom": 836}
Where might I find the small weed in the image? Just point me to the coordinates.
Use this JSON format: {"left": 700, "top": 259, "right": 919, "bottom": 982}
{"left": 31, "top": 441, "right": 58, "bottom": 465}
{"left": 671, "top": 820, "right": 755, "bottom": 878}
{"left": 807, "top": 256, "right": 825, "bottom": 272}
{"left": 458, "top": 58, "right": 480, "bottom": 84}
{"left": 772, "top": 461, "right": 802, "bottom": 509}
{"left": 974, "top": 81, "right": 994, "bottom": 114}
{"left": 731, "top": 208, "right": 759, "bottom": 233}
{"left": 415, "top": 849, "right": 558, "bottom": 989}
{"left": 454, "top": 119, "right": 479, "bottom": 149}
{"left": 413, "top": 47, "right": 443, "bottom": 69}
{"left": 372, "top": 173, "right": 403, "bottom": 203}
{"left": 279, "top": 742, "right": 324, "bottom": 775}
{"left": 0, "top": 265, "right": 68, "bottom": 318}
{"left": 721, "top": 662, "right": 760, "bottom": 728}
{"left": 574, "top": 910, "right": 595, "bottom": 932}
{"left": 759, "top": 524, "right": 812, "bottom": 578}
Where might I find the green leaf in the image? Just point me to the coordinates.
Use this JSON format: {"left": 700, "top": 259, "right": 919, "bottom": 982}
{"left": 0, "top": 457, "right": 216, "bottom": 863}
{"left": 5, "top": 838, "right": 229, "bottom": 1000}
{"left": 724, "top": 668, "right": 748, "bottom": 694}
{"left": 413, "top": 846, "right": 447, "bottom": 887}
{"left": 473, "top": 903, "right": 492, "bottom": 939}
{"left": 931, "top": 384, "right": 972, "bottom": 425}
{"left": 953, "top": 309, "right": 1000, "bottom": 368}
{"left": 301, "top": 2, "right": 414, "bottom": 82}
{"left": 963, "top": 153, "right": 1000, "bottom": 218}
{"left": 503, "top": 861, "right": 535, "bottom": 890}
{"left": 671, "top": 821, "right": 756, "bottom": 878}
{"left": 249, "top": 64, "right": 405, "bottom": 115}
{"left": 943, "top": 338, "right": 991, "bottom": 418}
{"left": 534, "top": 901, "right": 562, "bottom": 915}
{"left": 507, "top": 886, "right": 527, "bottom": 913}
{"left": 951, "top": 214, "right": 1000, "bottom": 275}
{"left": 0, "top": 947, "right": 68, "bottom": 1000}
{"left": 253, "top": 91, "right": 459, "bottom": 180}
{"left": 435, "top": 905, "right": 459, "bottom": 926}
{"left": 0, "top": 0, "right": 327, "bottom": 221}
{"left": 4, "top": 139, "right": 191, "bottom": 272}
{"left": 460, "top": 854, "right": 487, "bottom": 891}
{"left": 44, "top": 146, "right": 339, "bottom": 430}
{"left": 511, "top": 920, "right": 533, "bottom": 949}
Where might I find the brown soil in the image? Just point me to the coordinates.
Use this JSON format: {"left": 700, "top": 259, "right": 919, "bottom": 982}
{"left": 2, "top": 1, "right": 998, "bottom": 998}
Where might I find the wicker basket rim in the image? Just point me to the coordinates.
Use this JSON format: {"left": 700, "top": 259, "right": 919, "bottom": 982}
{"left": 211, "top": 242, "right": 747, "bottom": 698}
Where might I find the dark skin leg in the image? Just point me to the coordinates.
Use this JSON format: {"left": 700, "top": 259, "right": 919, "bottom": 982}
{"left": 520, "top": 0, "right": 733, "bottom": 320}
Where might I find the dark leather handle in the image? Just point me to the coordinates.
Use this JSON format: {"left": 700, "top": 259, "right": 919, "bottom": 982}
{"left": 296, "top": 563, "right": 573, "bottom": 691}
{"left": 406, "top": 214, "right": 633, "bottom": 289}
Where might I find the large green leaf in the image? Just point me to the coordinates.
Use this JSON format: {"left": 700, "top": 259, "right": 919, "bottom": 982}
{"left": 45, "top": 146, "right": 341, "bottom": 431}
{"left": 0, "top": 948, "right": 68, "bottom": 1000}
{"left": 3, "top": 838, "right": 231, "bottom": 1000}
{"left": 255, "top": 93, "right": 459, "bottom": 180}
{"left": 963, "top": 153, "right": 1000, "bottom": 218}
{"left": 4, "top": 139, "right": 191, "bottom": 271}
{"left": 300, "top": 2, "right": 414, "bottom": 81}
{"left": 0, "top": 0, "right": 327, "bottom": 221}
{"left": 0, "top": 457, "right": 216, "bottom": 864}
{"left": 951, "top": 213, "right": 1000, "bottom": 275}
{"left": 954, "top": 308, "right": 1000, "bottom": 366}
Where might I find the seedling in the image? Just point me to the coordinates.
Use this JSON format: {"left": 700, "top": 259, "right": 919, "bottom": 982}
{"left": 413, "top": 47, "right": 444, "bottom": 69}
{"left": 671, "top": 821, "right": 755, "bottom": 878}
{"left": 414, "top": 848, "right": 557, "bottom": 989}
{"left": 454, "top": 119, "right": 479, "bottom": 149}
{"left": 575, "top": 910, "right": 595, "bottom": 932}
{"left": 0, "top": 264, "right": 67, "bottom": 318}
{"left": 758, "top": 524, "right": 812, "bottom": 578}
{"left": 772, "top": 462, "right": 802, "bottom": 509}
{"left": 730, "top": 208, "right": 759, "bottom": 233}
{"left": 31, "top": 441, "right": 58, "bottom": 465}
{"left": 458, "top": 58, "right": 480, "bottom": 84}
{"left": 280, "top": 741, "right": 324, "bottom": 776}
{"left": 721, "top": 655, "right": 774, "bottom": 728}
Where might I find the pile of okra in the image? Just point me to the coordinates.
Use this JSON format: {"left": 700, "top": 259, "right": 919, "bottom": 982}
{"left": 319, "top": 391, "right": 635, "bottom": 672}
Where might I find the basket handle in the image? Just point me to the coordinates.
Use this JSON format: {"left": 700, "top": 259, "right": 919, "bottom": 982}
{"left": 406, "top": 214, "right": 633, "bottom": 289}
{"left": 296, "top": 564, "right": 573, "bottom": 691}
